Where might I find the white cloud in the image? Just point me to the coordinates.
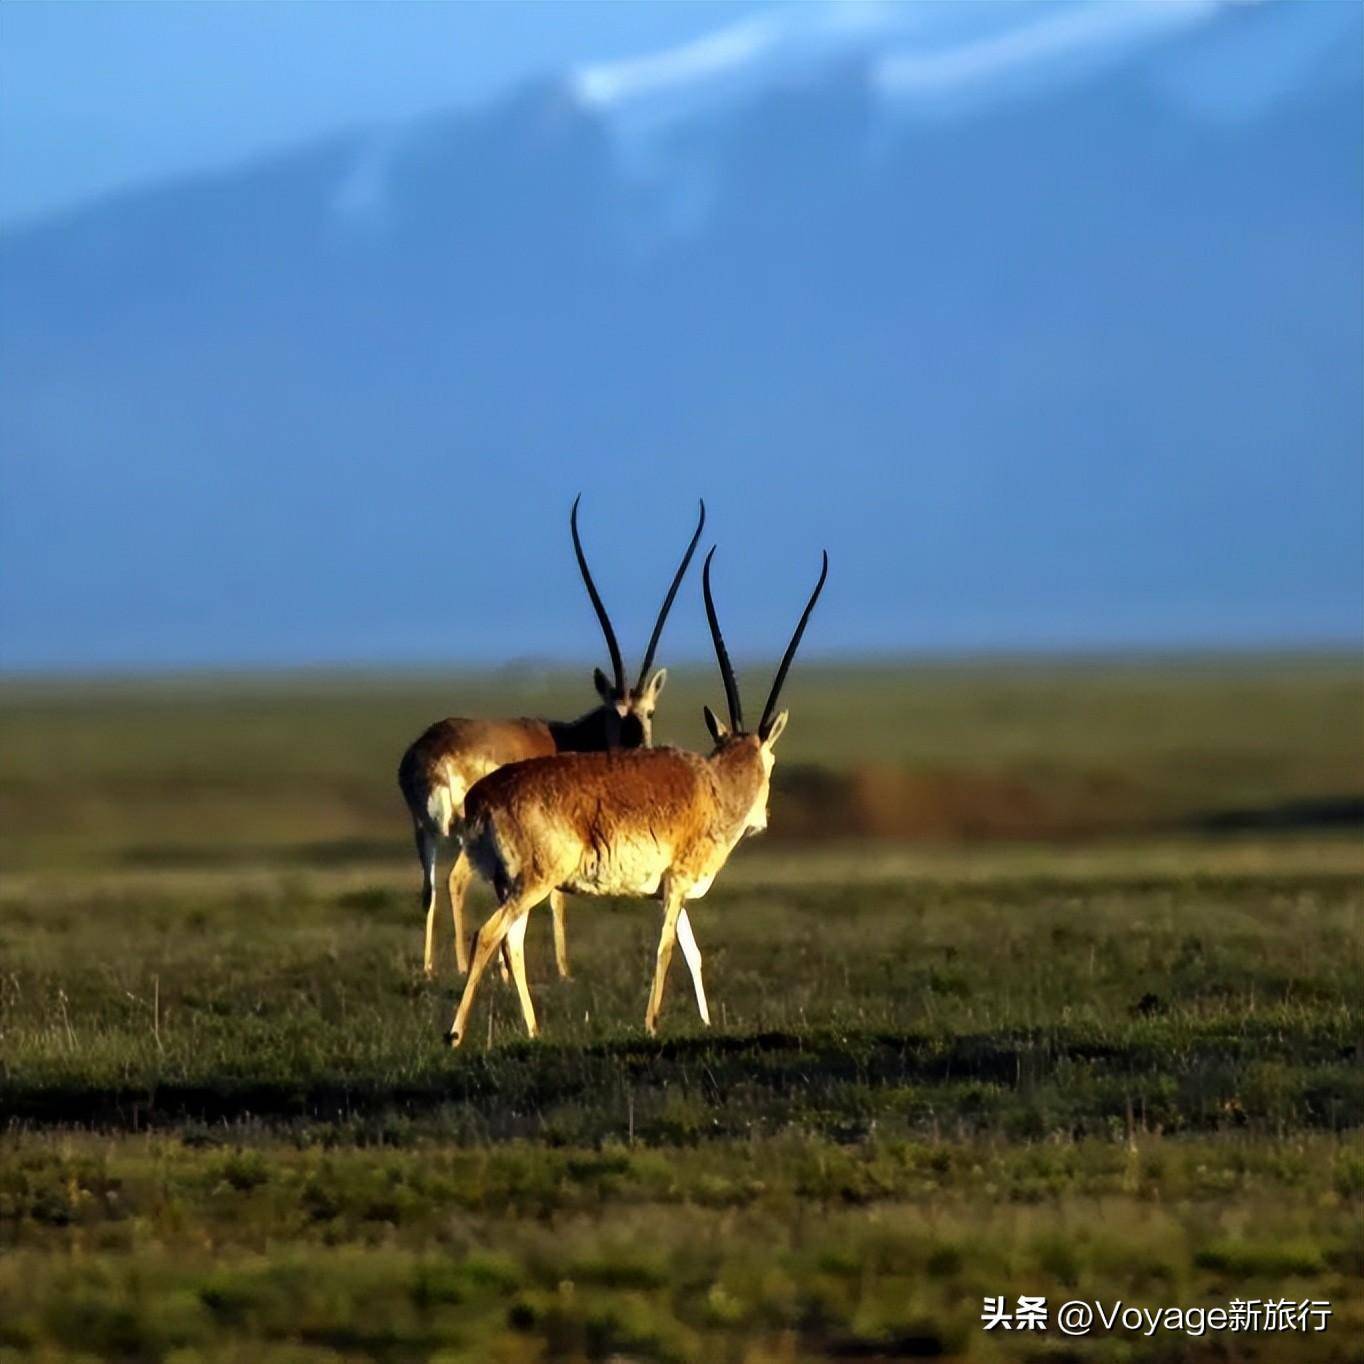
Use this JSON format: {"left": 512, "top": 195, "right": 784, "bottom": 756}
{"left": 571, "top": 16, "right": 779, "bottom": 107}
{"left": 875, "top": 0, "right": 1220, "bottom": 99}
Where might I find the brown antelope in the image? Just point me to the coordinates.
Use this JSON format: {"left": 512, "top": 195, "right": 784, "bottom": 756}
{"left": 398, "top": 496, "right": 704, "bottom": 978}
{"left": 447, "top": 544, "right": 828, "bottom": 1046}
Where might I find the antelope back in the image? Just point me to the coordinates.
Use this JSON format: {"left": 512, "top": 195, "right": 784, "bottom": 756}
{"left": 464, "top": 744, "right": 770, "bottom": 893}
{"left": 398, "top": 716, "right": 557, "bottom": 810}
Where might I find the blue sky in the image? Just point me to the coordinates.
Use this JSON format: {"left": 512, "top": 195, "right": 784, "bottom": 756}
{"left": 1, "top": 0, "right": 772, "bottom": 224}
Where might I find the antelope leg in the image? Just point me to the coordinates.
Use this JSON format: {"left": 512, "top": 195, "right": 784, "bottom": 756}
{"left": 447, "top": 888, "right": 539, "bottom": 1047}
{"left": 504, "top": 911, "right": 538, "bottom": 1038}
{"left": 675, "top": 907, "right": 710, "bottom": 1026}
{"left": 550, "top": 890, "right": 571, "bottom": 979}
{"left": 644, "top": 880, "right": 685, "bottom": 1037}
{"left": 447, "top": 845, "right": 474, "bottom": 974}
{"left": 416, "top": 826, "right": 438, "bottom": 977}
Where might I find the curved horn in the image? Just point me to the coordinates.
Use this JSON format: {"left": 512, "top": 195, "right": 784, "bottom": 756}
{"left": 636, "top": 499, "right": 706, "bottom": 689}
{"left": 758, "top": 550, "right": 828, "bottom": 739}
{"left": 570, "top": 494, "right": 625, "bottom": 695}
{"left": 702, "top": 546, "right": 743, "bottom": 731}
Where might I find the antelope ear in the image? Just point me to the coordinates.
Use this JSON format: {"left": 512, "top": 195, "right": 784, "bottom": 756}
{"left": 643, "top": 668, "right": 668, "bottom": 702}
{"left": 760, "top": 710, "right": 789, "bottom": 750}
{"left": 593, "top": 667, "right": 616, "bottom": 702}
{"left": 703, "top": 704, "right": 729, "bottom": 744}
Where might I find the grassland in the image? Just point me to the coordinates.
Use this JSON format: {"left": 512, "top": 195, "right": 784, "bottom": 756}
{"left": 1, "top": 659, "right": 1361, "bottom": 1361}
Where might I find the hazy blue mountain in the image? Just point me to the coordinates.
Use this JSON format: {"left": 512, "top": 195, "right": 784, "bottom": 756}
{"left": 2, "top": 0, "right": 1360, "bottom": 669}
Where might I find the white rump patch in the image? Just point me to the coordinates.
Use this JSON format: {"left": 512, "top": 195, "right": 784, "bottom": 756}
{"left": 426, "top": 783, "right": 461, "bottom": 838}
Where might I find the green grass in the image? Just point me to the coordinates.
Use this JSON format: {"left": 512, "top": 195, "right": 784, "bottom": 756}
{"left": 1, "top": 662, "right": 1362, "bottom": 1359}
{"left": 2, "top": 1133, "right": 1359, "bottom": 1361}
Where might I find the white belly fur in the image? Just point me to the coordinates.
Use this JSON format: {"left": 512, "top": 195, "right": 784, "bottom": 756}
{"left": 562, "top": 835, "right": 670, "bottom": 898}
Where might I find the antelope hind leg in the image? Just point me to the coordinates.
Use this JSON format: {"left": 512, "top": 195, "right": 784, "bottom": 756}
{"left": 447, "top": 888, "right": 540, "bottom": 1047}
{"left": 447, "top": 846, "right": 474, "bottom": 974}
{"left": 416, "top": 826, "right": 438, "bottom": 978}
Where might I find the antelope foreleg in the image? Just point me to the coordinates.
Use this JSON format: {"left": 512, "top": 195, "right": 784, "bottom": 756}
{"left": 504, "top": 912, "right": 538, "bottom": 1038}
{"left": 644, "top": 881, "right": 685, "bottom": 1037}
{"left": 675, "top": 907, "right": 710, "bottom": 1026}
{"left": 550, "top": 890, "right": 570, "bottom": 979}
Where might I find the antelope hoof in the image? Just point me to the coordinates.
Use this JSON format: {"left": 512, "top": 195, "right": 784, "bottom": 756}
{"left": 446, "top": 1027, "right": 463, "bottom": 1049}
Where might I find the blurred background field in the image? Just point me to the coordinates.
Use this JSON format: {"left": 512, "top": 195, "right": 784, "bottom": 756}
{"left": 1, "top": 657, "right": 1358, "bottom": 873}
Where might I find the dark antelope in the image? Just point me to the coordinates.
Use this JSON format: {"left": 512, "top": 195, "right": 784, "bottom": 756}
{"left": 447, "top": 545, "right": 828, "bottom": 1045}
{"left": 398, "top": 497, "right": 704, "bottom": 977}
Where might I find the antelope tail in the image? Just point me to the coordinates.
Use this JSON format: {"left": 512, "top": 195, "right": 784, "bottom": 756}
{"left": 462, "top": 806, "right": 513, "bottom": 904}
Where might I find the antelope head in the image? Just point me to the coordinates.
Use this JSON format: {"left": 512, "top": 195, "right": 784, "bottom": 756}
{"left": 700, "top": 544, "right": 829, "bottom": 837}
{"left": 571, "top": 494, "right": 705, "bottom": 748}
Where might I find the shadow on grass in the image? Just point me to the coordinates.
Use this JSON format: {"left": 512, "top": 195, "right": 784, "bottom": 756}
{"left": 1182, "top": 796, "right": 1364, "bottom": 834}
{"left": 4, "top": 1022, "right": 1357, "bottom": 1139}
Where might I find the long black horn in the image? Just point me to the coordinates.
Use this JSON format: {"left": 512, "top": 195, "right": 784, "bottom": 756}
{"left": 702, "top": 546, "right": 743, "bottom": 731}
{"left": 636, "top": 499, "right": 705, "bottom": 689}
{"left": 570, "top": 494, "right": 625, "bottom": 694}
{"left": 758, "top": 550, "right": 828, "bottom": 739}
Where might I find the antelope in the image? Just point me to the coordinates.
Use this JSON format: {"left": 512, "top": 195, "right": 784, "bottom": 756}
{"left": 398, "top": 496, "right": 704, "bottom": 979}
{"left": 446, "top": 544, "right": 828, "bottom": 1047}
